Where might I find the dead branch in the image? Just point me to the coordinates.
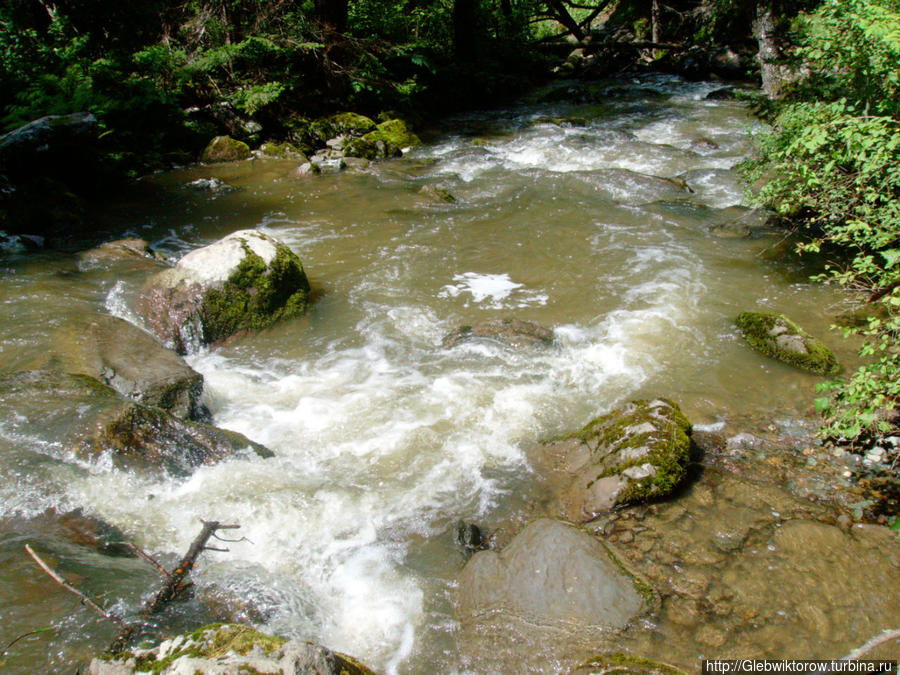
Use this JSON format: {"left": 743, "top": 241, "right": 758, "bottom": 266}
{"left": 840, "top": 627, "right": 900, "bottom": 661}
{"left": 125, "top": 543, "right": 170, "bottom": 578}
{"left": 24, "top": 545, "right": 125, "bottom": 627}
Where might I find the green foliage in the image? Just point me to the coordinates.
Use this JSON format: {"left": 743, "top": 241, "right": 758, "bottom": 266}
{"left": 746, "top": 0, "right": 900, "bottom": 446}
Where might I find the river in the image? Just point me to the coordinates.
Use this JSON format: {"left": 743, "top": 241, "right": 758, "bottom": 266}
{"left": 0, "top": 73, "right": 883, "bottom": 673}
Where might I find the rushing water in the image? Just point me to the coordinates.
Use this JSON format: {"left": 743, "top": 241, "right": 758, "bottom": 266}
{"left": 0, "top": 74, "right": 872, "bottom": 673}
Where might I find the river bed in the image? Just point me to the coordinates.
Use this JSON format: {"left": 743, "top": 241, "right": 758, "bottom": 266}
{"left": 1, "top": 73, "right": 891, "bottom": 673}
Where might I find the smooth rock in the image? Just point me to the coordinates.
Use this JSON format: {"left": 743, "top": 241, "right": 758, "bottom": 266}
{"left": 442, "top": 318, "right": 554, "bottom": 349}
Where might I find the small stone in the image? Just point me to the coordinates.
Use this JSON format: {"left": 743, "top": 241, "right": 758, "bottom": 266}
{"left": 617, "top": 530, "right": 635, "bottom": 544}
{"left": 694, "top": 625, "right": 727, "bottom": 648}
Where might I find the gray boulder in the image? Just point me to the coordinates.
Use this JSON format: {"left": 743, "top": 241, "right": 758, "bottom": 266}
{"left": 541, "top": 399, "right": 693, "bottom": 521}
{"left": 137, "top": 230, "right": 310, "bottom": 353}
{"left": 42, "top": 314, "right": 207, "bottom": 421}
{"left": 456, "top": 518, "right": 651, "bottom": 631}
{"left": 0, "top": 370, "right": 271, "bottom": 474}
{"left": 442, "top": 318, "right": 554, "bottom": 349}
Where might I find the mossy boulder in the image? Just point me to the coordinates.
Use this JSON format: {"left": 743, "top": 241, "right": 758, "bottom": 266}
{"left": 200, "top": 135, "right": 251, "bottom": 163}
{"left": 735, "top": 312, "right": 840, "bottom": 375}
{"left": 257, "top": 141, "right": 307, "bottom": 162}
{"left": 542, "top": 399, "right": 693, "bottom": 521}
{"left": 91, "top": 623, "right": 376, "bottom": 674}
{"left": 442, "top": 318, "right": 554, "bottom": 349}
{"left": 0, "top": 370, "right": 271, "bottom": 474}
{"left": 308, "top": 112, "right": 377, "bottom": 146}
{"left": 455, "top": 518, "right": 652, "bottom": 637}
{"left": 573, "top": 654, "right": 689, "bottom": 675}
{"left": 137, "top": 230, "right": 310, "bottom": 354}
{"left": 344, "top": 119, "right": 421, "bottom": 160}
{"left": 38, "top": 314, "right": 207, "bottom": 421}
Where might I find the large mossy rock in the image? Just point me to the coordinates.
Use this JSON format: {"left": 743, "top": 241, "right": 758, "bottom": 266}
{"left": 735, "top": 312, "right": 840, "bottom": 375}
{"left": 200, "top": 135, "right": 251, "bottom": 163}
{"left": 308, "top": 112, "right": 377, "bottom": 145}
{"left": 456, "top": 518, "right": 652, "bottom": 633}
{"left": 442, "top": 318, "right": 554, "bottom": 349}
{"left": 138, "top": 230, "right": 310, "bottom": 353}
{"left": 344, "top": 119, "right": 421, "bottom": 160}
{"left": 0, "top": 370, "right": 271, "bottom": 474}
{"left": 42, "top": 314, "right": 207, "bottom": 421}
{"left": 91, "top": 623, "right": 376, "bottom": 675}
{"left": 542, "top": 399, "right": 693, "bottom": 521}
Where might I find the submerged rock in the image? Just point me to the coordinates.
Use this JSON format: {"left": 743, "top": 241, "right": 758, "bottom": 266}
{"left": 344, "top": 119, "right": 421, "bottom": 160}
{"left": 201, "top": 135, "right": 252, "bottom": 163}
{"left": 442, "top": 318, "right": 554, "bottom": 349}
{"left": 573, "top": 654, "right": 688, "bottom": 675}
{"left": 43, "top": 314, "right": 207, "bottom": 421}
{"left": 735, "top": 312, "right": 840, "bottom": 375}
{"left": 456, "top": 518, "right": 652, "bottom": 634}
{"left": 91, "top": 623, "right": 376, "bottom": 675}
{"left": 138, "top": 230, "right": 310, "bottom": 353}
{"left": 542, "top": 399, "right": 693, "bottom": 521}
{"left": 0, "top": 370, "right": 271, "bottom": 474}
{"left": 77, "top": 238, "right": 164, "bottom": 270}
{"left": 419, "top": 184, "right": 457, "bottom": 203}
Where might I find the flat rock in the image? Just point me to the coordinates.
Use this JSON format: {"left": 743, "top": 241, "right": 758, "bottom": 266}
{"left": 442, "top": 318, "right": 554, "bottom": 349}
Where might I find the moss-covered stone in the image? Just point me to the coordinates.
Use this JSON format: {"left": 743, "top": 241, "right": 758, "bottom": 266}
{"left": 573, "top": 653, "right": 689, "bottom": 675}
{"left": 344, "top": 119, "right": 421, "bottom": 160}
{"left": 736, "top": 311, "right": 840, "bottom": 375}
{"left": 543, "top": 399, "right": 693, "bottom": 520}
{"left": 201, "top": 135, "right": 251, "bottom": 163}
{"left": 93, "top": 623, "right": 376, "bottom": 674}
{"left": 138, "top": 230, "right": 310, "bottom": 353}
{"left": 308, "top": 112, "right": 377, "bottom": 146}
{"left": 257, "top": 141, "right": 307, "bottom": 161}
{"left": 200, "top": 240, "right": 309, "bottom": 345}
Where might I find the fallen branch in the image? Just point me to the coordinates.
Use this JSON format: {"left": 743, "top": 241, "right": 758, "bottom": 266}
{"left": 126, "top": 543, "right": 170, "bottom": 578}
{"left": 24, "top": 545, "right": 125, "bottom": 627}
{"left": 840, "top": 627, "right": 900, "bottom": 661}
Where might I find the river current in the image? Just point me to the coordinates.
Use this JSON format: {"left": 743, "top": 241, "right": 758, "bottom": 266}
{"left": 0, "top": 74, "right": 868, "bottom": 672}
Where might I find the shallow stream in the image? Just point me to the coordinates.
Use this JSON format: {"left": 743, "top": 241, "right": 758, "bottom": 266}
{"left": 1, "top": 74, "right": 888, "bottom": 673}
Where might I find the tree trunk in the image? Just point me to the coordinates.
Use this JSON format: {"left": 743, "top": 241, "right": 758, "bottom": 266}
{"left": 500, "top": 0, "right": 512, "bottom": 18}
{"left": 454, "top": 0, "right": 478, "bottom": 59}
{"left": 651, "top": 0, "right": 660, "bottom": 44}
{"left": 547, "top": 0, "right": 585, "bottom": 42}
{"left": 754, "top": 0, "right": 783, "bottom": 98}
{"left": 315, "top": 0, "right": 348, "bottom": 34}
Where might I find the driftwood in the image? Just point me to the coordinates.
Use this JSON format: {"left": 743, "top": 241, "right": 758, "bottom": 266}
{"left": 25, "top": 518, "right": 242, "bottom": 654}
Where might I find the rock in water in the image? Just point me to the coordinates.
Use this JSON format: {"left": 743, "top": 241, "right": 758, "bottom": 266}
{"left": 0, "top": 370, "right": 271, "bottom": 474}
{"left": 138, "top": 230, "right": 310, "bottom": 353}
{"left": 735, "top": 312, "right": 840, "bottom": 375}
{"left": 541, "top": 399, "right": 693, "bottom": 521}
{"left": 344, "top": 119, "right": 421, "bottom": 160}
{"left": 442, "top": 318, "right": 554, "bottom": 349}
{"left": 91, "top": 623, "right": 376, "bottom": 675}
{"left": 200, "top": 135, "right": 251, "bottom": 163}
{"left": 456, "top": 518, "right": 651, "bottom": 631}
{"left": 44, "top": 314, "right": 207, "bottom": 421}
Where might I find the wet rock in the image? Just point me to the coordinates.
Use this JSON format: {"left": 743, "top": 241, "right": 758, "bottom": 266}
{"left": 706, "top": 87, "right": 737, "bottom": 100}
{"left": 137, "top": 230, "right": 310, "bottom": 353}
{"left": 542, "top": 399, "right": 693, "bottom": 521}
{"left": 455, "top": 520, "right": 485, "bottom": 556}
{"left": 308, "top": 112, "right": 377, "bottom": 146}
{"left": 419, "top": 184, "right": 457, "bottom": 203}
{"left": 187, "top": 177, "right": 235, "bottom": 194}
{"left": 0, "top": 112, "right": 97, "bottom": 166}
{"left": 91, "top": 623, "right": 375, "bottom": 675}
{"left": 257, "top": 141, "right": 307, "bottom": 162}
{"left": 296, "top": 161, "right": 321, "bottom": 176}
{"left": 343, "top": 157, "right": 371, "bottom": 171}
{"left": 735, "top": 312, "right": 840, "bottom": 375}
{"left": 0, "top": 370, "right": 271, "bottom": 473}
{"left": 77, "top": 238, "right": 165, "bottom": 271}
{"left": 442, "top": 318, "right": 554, "bottom": 349}
{"left": 200, "top": 135, "right": 251, "bottom": 163}
{"left": 42, "top": 314, "right": 207, "bottom": 421}
{"left": 691, "top": 138, "right": 719, "bottom": 153}
{"left": 573, "top": 654, "right": 688, "bottom": 675}
{"left": 455, "top": 518, "right": 651, "bottom": 632}
{"left": 29, "top": 508, "right": 135, "bottom": 557}
{"left": 344, "top": 119, "right": 421, "bottom": 160}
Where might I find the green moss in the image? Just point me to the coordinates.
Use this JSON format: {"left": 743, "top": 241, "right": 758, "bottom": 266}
{"left": 344, "top": 119, "right": 421, "bottom": 160}
{"left": 200, "top": 241, "right": 310, "bottom": 344}
{"left": 577, "top": 653, "right": 688, "bottom": 674}
{"left": 258, "top": 141, "right": 305, "bottom": 160}
{"left": 599, "top": 540, "right": 659, "bottom": 609}
{"left": 560, "top": 400, "right": 692, "bottom": 506}
{"left": 308, "top": 112, "right": 376, "bottom": 145}
{"left": 736, "top": 311, "right": 840, "bottom": 375}
{"left": 204, "top": 624, "right": 286, "bottom": 656}
{"left": 201, "top": 136, "right": 251, "bottom": 163}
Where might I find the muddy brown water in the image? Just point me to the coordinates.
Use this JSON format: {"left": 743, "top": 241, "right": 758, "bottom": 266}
{"left": 1, "top": 74, "right": 896, "bottom": 673}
